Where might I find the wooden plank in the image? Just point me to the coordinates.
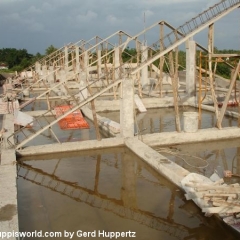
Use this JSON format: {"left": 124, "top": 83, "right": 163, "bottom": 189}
{"left": 212, "top": 200, "right": 240, "bottom": 208}
{"left": 195, "top": 186, "right": 240, "bottom": 192}
{"left": 202, "top": 206, "right": 240, "bottom": 214}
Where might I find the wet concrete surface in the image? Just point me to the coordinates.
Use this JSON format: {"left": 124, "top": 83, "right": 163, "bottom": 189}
{"left": 154, "top": 138, "right": 240, "bottom": 180}
{"left": 17, "top": 148, "right": 239, "bottom": 240}
{"left": 101, "top": 106, "right": 237, "bottom": 134}
{"left": 0, "top": 204, "right": 17, "bottom": 222}
{"left": 15, "top": 100, "right": 240, "bottom": 239}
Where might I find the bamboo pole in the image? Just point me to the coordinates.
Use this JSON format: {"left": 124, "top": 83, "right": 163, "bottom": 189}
{"left": 136, "top": 41, "right": 142, "bottom": 98}
{"left": 208, "top": 24, "right": 221, "bottom": 128}
{"left": 87, "top": 86, "right": 101, "bottom": 141}
{"left": 159, "top": 22, "right": 164, "bottom": 98}
{"left": 168, "top": 50, "right": 181, "bottom": 132}
{"left": 218, "top": 61, "right": 240, "bottom": 126}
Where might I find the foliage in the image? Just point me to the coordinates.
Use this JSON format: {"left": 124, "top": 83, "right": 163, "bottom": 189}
{"left": 0, "top": 45, "right": 56, "bottom": 72}
{"left": 45, "top": 45, "right": 58, "bottom": 55}
{"left": 197, "top": 48, "right": 240, "bottom": 79}
{"left": 0, "top": 44, "right": 239, "bottom": 80}
{"left": 0, "top": 48, "right": 33, "bottom": 69}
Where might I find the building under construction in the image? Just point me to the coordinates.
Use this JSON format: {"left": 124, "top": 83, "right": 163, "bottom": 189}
{"left": 1, "top": 0, "right": 240, "bottom": 239}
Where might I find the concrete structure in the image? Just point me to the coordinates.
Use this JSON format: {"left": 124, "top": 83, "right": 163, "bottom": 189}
{"left": 120, "top": 79, "right": 134, "bottom": 138}
{"left": 186, "top": 39, "right": 196, "bottom": 98}
{"left": 2, "top": 0, "right": 240, "bottom": 236}
{"left": 0, "top": 114, "right": 18, "bottom": 240}
{"left": 141, "top": 44, "right": 148, "bottom": 88}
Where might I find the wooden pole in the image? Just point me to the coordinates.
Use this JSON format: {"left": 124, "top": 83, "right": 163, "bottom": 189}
{"left": 218, "top": 61, "right": 240, "bottom": 126}
{"left": 87, "top": 86, "right": 101, "bottom": 141}
{"left": 159, "top": 22, "right": 164, "bottom": 98}
{"left": 198, "top": 51, "right": 202, "bottom": 128}
{"left": 136, "top": 41, "right": 142, "bottom": 97}
{"left": 208, "top": 24, "right": 221, "bottom": 128}
{"left": 169, "top": 50, "right": 181, "bottom": 132}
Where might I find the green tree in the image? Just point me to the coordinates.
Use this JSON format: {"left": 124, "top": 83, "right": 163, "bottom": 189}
{"left": 45, "top": 45, "right": 58, "bottom": 55}
{"left": 0, "top": 48, "right": 33, "bottom": 69}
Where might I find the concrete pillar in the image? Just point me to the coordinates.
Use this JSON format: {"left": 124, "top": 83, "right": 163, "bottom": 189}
{"left": 75, "top": 46, "right": 80, "bottom": 73}
{"left": 84, "top": 51, "right": 89, "bottom": 78}
{"left": 114, "top": 47, "right": 120, "bottom": 80}
{"left": 35, "top": 61, "right": 41, "bottom": 75}
{"left": 59, "top": 69, "right": 66, "bottom": 82}
{"left": 141, "top": 44, "right": 149, "bottom": 88}
{"left": 42, "top": 65, "right": 48, "bottom": 81}
{"left": 79, "top": 72, "right": 88, "bottom": 102}
{"left": 186, "top": 39, "right": 196, "bottom": 98}
{"left": 58, "top": 70, "right": 68, "bottom": 95}
{"left": 97, "top": 50, "right": 102, "bottom": 76}
{"left": 64, "top": 46, "right": 68, "bottom": 69}
{"left": 47, "top": 66, "right": 55, "bottom": 84}
{"left": 120, "top": 79, "right": 134, "bottom": 138}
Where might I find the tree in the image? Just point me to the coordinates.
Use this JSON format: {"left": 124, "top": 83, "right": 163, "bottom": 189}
{"left": 45, "top": 45, "right": 58, "bottom": 55}
{"left": 0, "top": 48, "right": 33, "bottom": 69}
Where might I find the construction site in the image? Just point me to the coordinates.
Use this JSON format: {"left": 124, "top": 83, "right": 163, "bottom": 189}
{"left": 1, "top": 0, "right": 240, "bottom": 239}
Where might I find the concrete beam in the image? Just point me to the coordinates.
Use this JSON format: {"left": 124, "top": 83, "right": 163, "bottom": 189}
{"left": 141, "top": 127, "right": 240, "bottom": 147}
{"left": 125, "top": 138, "right": 189, "bottom": 188}
{"left": 17, "top": 137, "right": 124, "bottom": 157}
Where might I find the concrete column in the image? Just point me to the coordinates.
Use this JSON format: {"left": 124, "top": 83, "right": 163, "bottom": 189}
{"left": 35, "top": 61, "right": 41, "bottom": 75}
{"left": 141, "top": 45, "right": 149, "bottom": 88}
{"left": 97, "top": 50, "right": 102, "bottom": 76}
{"left": 186, "top": 39, "right": 196, "bottom": 97}
{"left": 75, "top": 46, "right": 80, "bottom": 73}
{"left": 120, "top": 79, "right": 134, "bottom": 138}
{"left": 59, "top": 70, "right": 68, "bottom": 95}
{"left": 47, "top": 66, "right": 55, "bottom": 84}
{"left": 42, "top": 65, "right": 48, "bottom": 81}
{"left": 59, "top": 69, "right": 66, "bottom": 82}
{"left": 114, "top": 47, "right": 120, "bottom": 80}
{"left": 79, "top": 72, "right": 88, "bottom": 102}
{"left": 64, "top": 46, "right": 68, "bottom": 69}
{"left": 84, "top": 51, "right": 89, "bottom": 78}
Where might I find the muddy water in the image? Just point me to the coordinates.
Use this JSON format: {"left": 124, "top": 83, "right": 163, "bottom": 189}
{"left": 16, "top": 102, "right": 240, "bottom": 239}
{"left": 100, "top": 106, "right": 237, "bottom": 134}
{"left": 17, "top": 148, "right": 239, "bottom": 240}
{"left": 154, "top": 138, "right": 240, "bottom": 181}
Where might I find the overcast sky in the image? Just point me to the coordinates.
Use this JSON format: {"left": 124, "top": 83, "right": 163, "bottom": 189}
{"left": 0, "top": 0, "right": 239, "bottom": 54}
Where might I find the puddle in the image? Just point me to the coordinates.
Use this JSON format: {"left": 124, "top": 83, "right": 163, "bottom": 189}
{"left": 0, "top": 204, "right": 17, "bottom": 221}
{"left": 17, "top": 148, "right": 239, "bottom": 240}
{"left": 15, "top": 98, "right": 240, "bottom": 239}
{"left": 100, "top": 106, "right": 237, "bottom": 134}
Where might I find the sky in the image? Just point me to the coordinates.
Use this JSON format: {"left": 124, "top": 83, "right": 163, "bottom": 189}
{"left": 0, "top": 0, "right": 240, "bottom": 55}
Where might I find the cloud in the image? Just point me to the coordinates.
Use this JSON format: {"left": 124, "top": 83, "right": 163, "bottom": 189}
{"left": 26, "top": 5, "right": 42, "bottom": 14}
{"left": 144, "top": 10, "right": 154, "bottom": 18}
{"left": 106, "top": 15, "right": 118, "bottom": 25}
{"left": 76, "top": 10, "right": 98, "bottom": 22}
{"left": 0, "top": 0, "right": 238, "bottom": 54}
